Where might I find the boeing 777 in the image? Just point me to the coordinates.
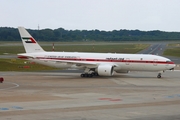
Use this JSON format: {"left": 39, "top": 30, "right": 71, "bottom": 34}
{"left": 17, "top": 27, "right": 176, "bottom": 78}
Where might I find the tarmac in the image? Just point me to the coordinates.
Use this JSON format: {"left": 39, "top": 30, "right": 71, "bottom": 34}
{"left": 0, "top": 70, "right": 180, "bottom": 120}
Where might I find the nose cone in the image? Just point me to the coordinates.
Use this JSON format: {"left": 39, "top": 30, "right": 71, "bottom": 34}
{"left": 168, "top": 61, "right": 176, "bottom": 70}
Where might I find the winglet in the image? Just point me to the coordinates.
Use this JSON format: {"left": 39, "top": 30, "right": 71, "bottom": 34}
{"left": 18, "top": 27, "right": 45, "bottom": 53}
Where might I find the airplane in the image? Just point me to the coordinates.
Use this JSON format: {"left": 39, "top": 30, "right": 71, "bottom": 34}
{"left": 17, "top": 27, "right": 176, "bottom": 78}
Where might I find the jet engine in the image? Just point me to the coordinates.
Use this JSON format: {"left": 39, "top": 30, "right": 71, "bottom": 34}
{"left": 97, "top": 65, "right": 114, "bottom": 76}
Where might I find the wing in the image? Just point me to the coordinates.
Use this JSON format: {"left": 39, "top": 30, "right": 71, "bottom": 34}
{"left": 52, "top": 59, "right": 98, "bottom": 68}
{"left": 51, "top": 59, "right": 118, "bottom": 69}
{"left": 18, "top": 53, "right": 118, "bottom": 69}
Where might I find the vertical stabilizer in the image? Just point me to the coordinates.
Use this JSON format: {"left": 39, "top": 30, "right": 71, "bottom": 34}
{"left": 18, "top": 27, "right": 45, "bottom": 53}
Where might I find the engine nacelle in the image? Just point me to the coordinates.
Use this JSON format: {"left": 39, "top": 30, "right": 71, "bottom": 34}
{"left": 97, "top": 65, "right": 114, "bottom": 76}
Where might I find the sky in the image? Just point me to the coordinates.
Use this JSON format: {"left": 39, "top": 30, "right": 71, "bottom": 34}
{"left": 1, "top": 0, "right": 180, "bottom": 31}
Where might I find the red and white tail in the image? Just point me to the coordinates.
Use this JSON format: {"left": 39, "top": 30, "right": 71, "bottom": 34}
{"left": 18, "top": 27, "right": 45, "bottom": 53}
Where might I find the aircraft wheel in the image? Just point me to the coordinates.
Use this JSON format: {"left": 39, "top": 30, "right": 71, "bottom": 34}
{"left": 93, "top": 72, "right": 99, "bottom": 76}
{"left": 157, "top": 75, "right": 161, "bottom": 78}
{"left": 157, "top": 73, "right": 161, "bottom": 78}
{"left": 89, "top": 74, "right": 93, "bottom": 78}
{"left": 84, "top": 74, "right": 88, "bottom": 77}
{"left": 81, "top": 74, "right": 85, "bottom": 77}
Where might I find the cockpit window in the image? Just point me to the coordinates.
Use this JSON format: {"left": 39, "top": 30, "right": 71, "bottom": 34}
{"left": 166, "top": 61, "right": 171, "bottom": 63}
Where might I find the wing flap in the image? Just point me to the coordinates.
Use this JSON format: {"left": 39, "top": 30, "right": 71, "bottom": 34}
{"left": 52, "top": 59, "right": 118, "bottom": 68}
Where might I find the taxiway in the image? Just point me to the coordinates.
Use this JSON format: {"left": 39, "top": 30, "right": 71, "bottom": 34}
{"left": 0, "top": 71, "right": 180, "bottom": 120}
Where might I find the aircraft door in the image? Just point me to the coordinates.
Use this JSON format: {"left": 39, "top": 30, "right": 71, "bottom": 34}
{"left": 165, "top": 61, "right": 169, "bottom": 69}
{"left": 153, "top": 59, "right": 157, "bottom": 66}
{"left": 125, "top": 58, "right": 130, "bottom": 65}
{"left": 166, "top": 61, "right": 169, "bottom": 66}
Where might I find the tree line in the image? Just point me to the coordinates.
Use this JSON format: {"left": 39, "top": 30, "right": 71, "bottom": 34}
{"left": 1, "top": 27, "right": 180, "bottom": 41}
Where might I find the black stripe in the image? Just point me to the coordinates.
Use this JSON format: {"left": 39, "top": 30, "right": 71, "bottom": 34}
{"left": 25, "top": 41, "right": 33, "bottom": 43}
{"left": 22, "top": 37, "right": 31, "bottom": 40}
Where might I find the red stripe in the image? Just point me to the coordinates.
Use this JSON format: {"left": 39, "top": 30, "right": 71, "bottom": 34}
{"left": 30, "top": 38, "right": 36, "bottom": 43}
{"left": 35, "top": 57, "right": 175, "bottom": 65}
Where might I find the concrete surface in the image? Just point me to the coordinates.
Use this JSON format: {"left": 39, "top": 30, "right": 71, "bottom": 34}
{"left": 0, "top": 71, "right": 180, "bottom": 120}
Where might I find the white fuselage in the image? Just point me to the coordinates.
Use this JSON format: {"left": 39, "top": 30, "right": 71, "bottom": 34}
{"left": 18, "top": 51, "right": 175, "bottom": 72}
{"left": 17, "top": 27, "right": 176, "bottom": 78}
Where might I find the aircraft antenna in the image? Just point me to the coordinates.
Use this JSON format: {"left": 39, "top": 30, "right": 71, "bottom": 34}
{"left": 38, "top": 24, "right": 40, "bottom": 42}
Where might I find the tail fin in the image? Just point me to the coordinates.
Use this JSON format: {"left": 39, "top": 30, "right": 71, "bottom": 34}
{"left": 18, "top": 27, "right": 45, "bottom": 53}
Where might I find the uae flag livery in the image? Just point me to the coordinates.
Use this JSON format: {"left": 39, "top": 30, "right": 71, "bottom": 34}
{"left": 22, "top": 37, "right": 36, "bottom": 43}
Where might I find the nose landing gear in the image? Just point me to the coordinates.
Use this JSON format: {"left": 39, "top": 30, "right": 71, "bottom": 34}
{"left": 157, "top": 73, "right": 161, "bottom": 78}
{"left": 157, "top": 70, "right": 165, "bottom": 78}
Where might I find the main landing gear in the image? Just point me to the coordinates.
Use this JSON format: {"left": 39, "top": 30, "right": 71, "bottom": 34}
{"left": 80, "top": 68, "right": 99, "bottom": 78}
{"left": 80, "top": 72, "right": 99, "bottom": 78}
